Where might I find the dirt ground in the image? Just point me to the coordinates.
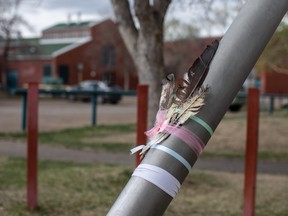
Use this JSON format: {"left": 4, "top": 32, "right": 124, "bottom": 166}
{"left": 0, "top": 96, "right": 137, "bottom": 132}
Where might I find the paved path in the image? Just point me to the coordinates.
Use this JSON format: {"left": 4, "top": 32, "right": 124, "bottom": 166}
{"left": 0, "top": 140, "right": 133, "bottom": 165}
{"left": 0, "top": 97, "right": 137, "bottom": 132}
{"left": 0, "top": 140, "right": 287, "bottom": 175}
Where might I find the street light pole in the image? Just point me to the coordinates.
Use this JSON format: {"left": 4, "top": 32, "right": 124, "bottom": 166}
{"left": 108, "top": 0, "right": 288, "bottom": 215}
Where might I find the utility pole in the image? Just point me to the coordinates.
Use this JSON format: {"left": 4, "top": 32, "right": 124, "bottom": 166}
{"left": 108, "top": 0, "right": 288, "bottom": 215}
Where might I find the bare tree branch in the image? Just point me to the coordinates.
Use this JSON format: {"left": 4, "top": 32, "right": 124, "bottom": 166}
{"left": 0, "top": 0, "right": 36, "bottom": 90}
{"left": 153, "top": 0, "right": 172, "bottom": 24}
{"left": 111, "top": 0, "right": 138, "bottom": 57}
{"left": 134, "top": 0, "right": 152, "bottom": 25}
{"left": 134, "top": 0, "right": 159, "bottom": 33}
{"left": 269, "top": 63, "right": 288, "bottom": 75}
{"left": 134, "top": 0, "right": 171, "bottom": 32}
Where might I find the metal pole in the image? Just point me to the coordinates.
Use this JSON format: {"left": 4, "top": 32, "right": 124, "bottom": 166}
{"left": 243, "top": 88, "right": 259, "bottom": 216}
{"left": 136, "top": 85, "right": 148, "bottom": 167}
{"left": 269, "top": 95, "right": 274, "bottom": 115}
{"left": 108, "top": 1, "right": 288, "bottom": 215}
{"left": 27, "top": 82, "right": 39, "bottom": 209}
{"left": 92, "top": 93, "right": 98, "bottom": 126}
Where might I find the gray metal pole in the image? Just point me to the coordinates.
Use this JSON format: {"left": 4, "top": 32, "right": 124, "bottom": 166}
{"left": 107, "top": 1, "right": 288, "bottom": 215}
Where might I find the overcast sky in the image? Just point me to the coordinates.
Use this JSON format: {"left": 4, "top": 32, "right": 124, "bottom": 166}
{"left": 18, "top": 0, "right": 114, "bottom": 37}
{"left": 18, "top": 0, "right": 242, "bottom": 38}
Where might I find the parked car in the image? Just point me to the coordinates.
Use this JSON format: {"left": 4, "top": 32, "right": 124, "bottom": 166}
{"left": 229, "top": 86, "right": 247, "bottom": 112}
{"left": 66, "top": 80, "right": 122, "bottom": 104}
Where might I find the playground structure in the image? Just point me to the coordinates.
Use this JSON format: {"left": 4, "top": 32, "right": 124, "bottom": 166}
{"left": 23, "top": 82, "right": 141, "bottom": 209}
{"left": 20, "top": 0, "right": 287, "bottom": 215}
{"left": 108, "top": 0, "right": 288, "bottom": 215}
{"left": 24, "top": 81, "right": 261, "bottom": 212}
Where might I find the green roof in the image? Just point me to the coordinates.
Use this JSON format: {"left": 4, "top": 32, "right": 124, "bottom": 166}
{"left": 5, "top": 38, "right": 73, "bottom": 60}
{"left": 43, "top": 21, "right": 95, "bottom": 32}
{"left": 0, "top": 37, "right": 39, "bottom": 47}
{"left": 38, "top": 43, "right": 72, "bottom": 55}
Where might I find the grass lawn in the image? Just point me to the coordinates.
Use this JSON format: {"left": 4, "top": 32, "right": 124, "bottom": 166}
{"left": 204, "top": 110, "right": 288, "bottom": 161}
{"left": 1, "top": 110, "right": 288, "bottom": 161}
{"left": 0, "top": 124, "right": 136, "bottom": 153}
{"left": 0, "top": 156, "right": 287, "bottom": 216}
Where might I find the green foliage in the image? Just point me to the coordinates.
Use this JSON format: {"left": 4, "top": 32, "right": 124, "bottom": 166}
{"left": 256, "top": 22, "right": 288, "bottom": 72}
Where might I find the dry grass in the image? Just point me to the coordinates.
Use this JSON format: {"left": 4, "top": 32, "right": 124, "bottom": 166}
{"left": 167, "top": 170, "right": 288, "bottom": 216}
{"left": 0, "top": 157, "right": 287, "bottom": 216}
{"left": 76, "top": 110, "right": 288, "bottom": 160}
{"left": 82, "top": 133, "right": 136, "bottom": 145}
{"left": 203, "top": 111, "right": 288, "bottom": 160}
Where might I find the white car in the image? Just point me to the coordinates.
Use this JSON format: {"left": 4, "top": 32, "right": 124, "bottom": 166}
{"left": 66, "top": 80, "right": 122, "bottom": 104}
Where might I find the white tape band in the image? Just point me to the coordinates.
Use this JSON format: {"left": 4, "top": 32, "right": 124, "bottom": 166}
{"left": 132, "top": 164, "right": 181, "bottom": 198}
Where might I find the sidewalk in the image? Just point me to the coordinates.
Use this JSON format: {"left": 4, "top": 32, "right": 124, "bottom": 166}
{"left": 0, "top": 140, "right": 287, "bottom": 175}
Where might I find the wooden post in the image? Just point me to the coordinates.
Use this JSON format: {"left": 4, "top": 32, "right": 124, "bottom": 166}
{"left": 21, "top": 92, "right": 27, "bottom": 131}
{"left": 136, "top": 85, "right": 148, "bottom": 167}
{"left": 243, "top": 88, "right": 260, "bottom": 216}
{"left": 26, "top": 82, "right": 39, "bottom": 209}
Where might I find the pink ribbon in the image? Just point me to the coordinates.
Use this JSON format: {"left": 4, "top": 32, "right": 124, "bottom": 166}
{"left": 145, "top": 110, "right": 205, "bottom": 156}
{"left": 164, "top": 125, "right": 205, "bottom": 156}
{"left": 145, "top": 110, "right": 168, "bottom": 137}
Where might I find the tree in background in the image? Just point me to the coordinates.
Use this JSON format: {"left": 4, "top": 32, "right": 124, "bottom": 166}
{"left": 183, "top": 0, "right": 244, "bottom": 36}
{"left": 256, "top": 22, "right": 288, "bottom": 74}
{"left": 111, "top": 0, "right": 171, "bottom": 128}
{"left": 164, "top": 18, "right": 199, "bottom": 41}
{"left": 0, "top": 0, "right": 32, "bottom": 90}
{"left": 111, "top": 0, "right": 244, "bottom": 128}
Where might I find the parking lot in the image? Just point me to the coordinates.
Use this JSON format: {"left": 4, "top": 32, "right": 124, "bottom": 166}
{"left": 0, "top": 96, "right": 137, "bottom": 132}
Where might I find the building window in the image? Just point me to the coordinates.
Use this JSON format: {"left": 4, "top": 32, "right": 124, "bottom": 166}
{"left": 82, "top": 31, "right": 89, "bottom": 37}
{"left": 102, "top": 71, "right": 116, "bottom": 85}
{"left": 43, "top": 65, "right": 52, "bottom": 77}
{"left": 101, "top": 45, "right": 115, "bottom": 67}
{"left": 42, "top": 64, "right": 52, "bottom": 83}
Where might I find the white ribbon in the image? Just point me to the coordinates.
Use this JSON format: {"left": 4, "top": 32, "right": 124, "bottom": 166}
{"left": 130, "top": 145, "right": 146, "bottom": 155}
{"left": 132, "top": 164, "right": 181, "bottom": 198}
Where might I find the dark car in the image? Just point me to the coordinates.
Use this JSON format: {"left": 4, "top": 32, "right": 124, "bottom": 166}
{"left": 229, "top": 86, "right": 247, "bottom": 112}
{"left": 66, "top": 80, "right": 122, "bottom": 104}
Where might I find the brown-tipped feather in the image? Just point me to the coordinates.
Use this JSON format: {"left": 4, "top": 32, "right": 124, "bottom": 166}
{"left": 140, "top": 41, "right": 219, "bottom": 158}
{"left": 159, "top": 73, "right": 175, "bottom": 110}
{"left": 175, "top": 40, "right": 219, "bottom": 103}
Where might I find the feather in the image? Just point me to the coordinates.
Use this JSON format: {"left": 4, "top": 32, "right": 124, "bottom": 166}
{"left": 159, "top": 73, "right": 175, "bottom": 110}
{"left": 140, "top": 74, "right": 175, "bottom": 156}
{"left": 177, "top": 86, "right": 208, "bottom": 125}
{"left": 174, "top": 40, "right": 219, "bottom": 104}
{"left": 165, "top": 86, "right": 208, "bottom": 126}
{"left": 139, "top": 40, "right": 219, "bottom": 158}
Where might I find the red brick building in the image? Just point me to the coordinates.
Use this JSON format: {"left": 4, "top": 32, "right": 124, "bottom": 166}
{"left": 164, "top": 37, "right": 221, "bottom": 82}
{"left": 260, "top": 70, "right": 288, "bottom": 94}
{"left": 1, "top": 19, "right": 287, "bottom": 95}
{"left": 165, "top": 37, "right": 288, "bottom": 95}
{"left": 1, "top": 19, "right": 138, "bottom": 90}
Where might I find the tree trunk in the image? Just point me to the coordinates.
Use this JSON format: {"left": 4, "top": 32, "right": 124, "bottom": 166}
{"left": 1, "top": 36, "right": 11, "bottom": 90}
{"left": 111, "top": 0, "right": 171, "bottom": 129}
{"left": 136, "top": 29, "right": 163, "bottom": 128}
